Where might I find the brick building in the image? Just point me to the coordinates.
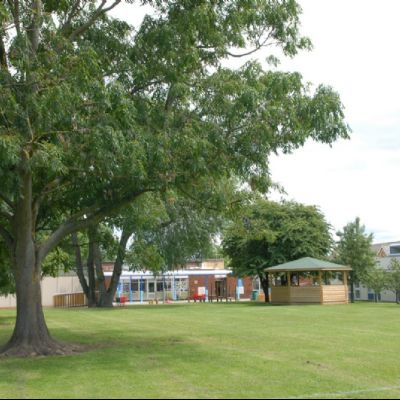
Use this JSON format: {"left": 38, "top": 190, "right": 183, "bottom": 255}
{"left": 105, "top": 259, "right": 254, "bottom": 303}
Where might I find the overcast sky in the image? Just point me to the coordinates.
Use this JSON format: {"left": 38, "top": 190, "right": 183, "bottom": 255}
{"left": 112, "top": 0, "right": 400, "bottom": 243}
{"left": 266, "top": 0, "right": 400, "bottom": 243}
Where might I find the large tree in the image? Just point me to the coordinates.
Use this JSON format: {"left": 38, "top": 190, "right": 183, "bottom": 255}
{"left": 0, "top": 0, "right": 349, "bottom": 356}
{"left": 335, "top": 217, "right": 376, "bottom": 303}
{"left": 222, "top": 199, "right": 333, "bottom": 302}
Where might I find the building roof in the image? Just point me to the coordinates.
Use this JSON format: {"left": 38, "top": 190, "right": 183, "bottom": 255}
{"left": 372, "top": 240, "right": 400, "bottom": 255}
{"left": 266, "top": 257, "right": 352, "bottom": 272}
{"left": 104, "top": 269, "right": 232, "bottom": 279}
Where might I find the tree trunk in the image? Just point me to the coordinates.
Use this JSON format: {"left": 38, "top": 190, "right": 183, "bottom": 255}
{"left": 93, "top": 232, "right": 112, "bottom": 308}
{"left": 97, "top": 228, "right": 131, "bottom": 308}
{"left": 259, "top": 274, "right": 270, "bottom": 303}
{"left": 1, "top": 262, "right": 68, "bottom": 356}
{"left": 1, "top": 171, "right": 74, "bottom": 357}
{"left": 86, "top": 229, "right": 97, "bottom": 308}
{"left": 349, "top": 272, "right": 355, "bottom": 303}
{"left": 72, "top": 232, "right": 90, "bottom": 300}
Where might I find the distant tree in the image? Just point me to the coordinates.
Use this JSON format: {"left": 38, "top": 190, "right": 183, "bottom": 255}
{"left": 72, "top": 191, "right": 224, "bottom": 307}
{"left": 335, "top": 218, "right": 376, "bottom": 303}
{"left": 0, "top": 241, "right": 14, "bottom": 295}
{"left": 387, "top": 258, "right": 400, "bottom": 304}
{"left": 362, "top": 266, "right": 388, "bottom": 303}
{"left": 222, "top": 199, "right": 333, "bottom": 302}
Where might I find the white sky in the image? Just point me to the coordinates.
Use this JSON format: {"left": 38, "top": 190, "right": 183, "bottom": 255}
{"left": 112, "top": 0, "right": 400, "bottom": 243}
{"left": 266, "top": 0, "right": 400, "bottom": 243}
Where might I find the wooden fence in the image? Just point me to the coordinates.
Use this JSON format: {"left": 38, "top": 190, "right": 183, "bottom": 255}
{"left": 53, "top": 292, "right": 87, "bottom": 308}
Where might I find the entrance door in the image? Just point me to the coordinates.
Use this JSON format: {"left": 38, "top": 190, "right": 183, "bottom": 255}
{"left": 215, "top": 279, "right": 227, "bottom": 298}
{"left": 147, "top": 281, "right": 155, "bottom": 300}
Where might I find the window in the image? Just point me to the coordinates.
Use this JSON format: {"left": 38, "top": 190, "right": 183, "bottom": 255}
{"left": 273, "top": 273, "right": 288, "bottom": 287}
{"left": 299, "top": 271, "right": 320, "bottom": 287}
{"left": 389, "top": 245, "right": 400, "bottom": 255}
{"left": 252, "top": 277, "right": 261, "bottom": 291}
{"left": 131, "top": 280, "right": 139, "bottom": 292}
{"left": 355, "top": 289, "right": 361, "bottom": 299}
{"left": 290, "top": 273, "right": 299, "bottom": 286}
{"left": 122, "top": 281, "right": 130, "bottom": 295}
{"left": 175, "top": 278, "right": 188, "bottom": 300}
{"left": 157, "top": 281, "right": 164, "bottom": 292}
{"left": 323, "top": 271, "right": 344, "bottom": 285}
{"left": 163, "top": 278, "right": 172, "bottom": 291}
{"left": 148, "top": 282, "right": 155, "bottom": 293}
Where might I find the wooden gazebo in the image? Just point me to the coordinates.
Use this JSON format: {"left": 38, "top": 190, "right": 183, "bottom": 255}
{"left": 267, "top": 257, "right": 351, "bottom": 305}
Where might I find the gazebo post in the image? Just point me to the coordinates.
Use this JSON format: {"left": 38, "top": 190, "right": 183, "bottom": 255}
{"left": 318, "top": 271, "right": 323, "bottom": 286}
{"left": 287, "top": 272, "right": 291, "bottom": 287}
{"left": 318, "top": 270, "right": 323, "bottom": 304}
{"left": 343, "top": 272, "right": 349, "bottom": 303}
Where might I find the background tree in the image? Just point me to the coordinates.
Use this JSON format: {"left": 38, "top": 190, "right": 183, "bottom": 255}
{"left": 222, "top": 199, "right": 333, "bottom": 302}
{"left": 361, "top": 266, "right": 388, "bottom": 303}
{"left": 72, "top": 190, "right": 224, "bottom": 308}
{"left": 387, "top": 258, "right": 400, "bottom": 304}
{"left": 335, "top": 217, "right": 376, "bottom": 303}
{"left": 0, "top": 0, "right": 349, "bottom": 356}
{"left": 0, "top": 241, "right": 14, "bottom": 295}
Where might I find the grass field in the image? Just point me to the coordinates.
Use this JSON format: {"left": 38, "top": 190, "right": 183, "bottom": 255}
{"left": 0, "top": 302, "right": 400, "bottom": 399}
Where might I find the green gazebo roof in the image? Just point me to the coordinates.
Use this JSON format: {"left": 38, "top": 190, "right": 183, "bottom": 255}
{"left": 266, "top": 257, "right": 351, "bottom": 273}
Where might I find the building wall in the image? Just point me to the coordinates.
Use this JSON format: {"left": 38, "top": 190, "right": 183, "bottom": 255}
{"left": 354, "top": 245, "right": 400, "bottom": 302}
{"left": 188, "top": 275, "right": 253, "bottom": 299}
{"left": 0, "top": 276, "right": 82, "bottom": 308}
{"left": 355, "top": 284, "right": 396, "bottom": 302}
{"left": 201, "top": 260, "right": 225, "bottom": 270}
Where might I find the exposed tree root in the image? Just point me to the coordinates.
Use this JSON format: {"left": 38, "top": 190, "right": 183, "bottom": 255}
{"left": 0, "top": 339, "right": 85, "bottom": 358}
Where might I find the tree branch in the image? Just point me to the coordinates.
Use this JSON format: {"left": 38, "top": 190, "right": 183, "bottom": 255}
{"left": 6, "top": 0, "right": 21, "bottom": 35}
{"left": 32, "top": 177, "right": 63, "bottom": 230}
{"left": 60, "top": 0, "right": 82, "bottom": 34}
{"left": 177, "top": 186, "right": 220, "bottom": 212}
{"left": 226, "top": 30, "right": 274, "bottom": 58}
{"left": 0, "top": 224, "right": 14, "bottom": 251}
{"left": 27, "top": 0, "right": 42, "bottom": 55}
{"left": 107, "top": 227, "right": 132, "bottom": 295}
{"left": 0, "top": 192, "right": 14, "bottom": 209}
{"left": 71, "top": 231, "right": 90, "bottom": 298}
{"left": 69, "top": 0, "right": 122, "bottom": 41}
{"left": 130, "top": 80, "right": 163, "bottom": 96}
{"left": 0, "top": 33, "right": 8, "bottom": 71}
{"left": 0, "top": 210, "right": 12, "bottom": 221}
{"left": 37, "top": 188, "right": 154, "bottom": 265}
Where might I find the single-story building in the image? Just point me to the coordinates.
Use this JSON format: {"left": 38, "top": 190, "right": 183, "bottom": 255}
{"left": 106, "top": 259, "right": 254, "bottom": 303}
{"left": 0, "top": 259, "right": 255, "bottom": 308}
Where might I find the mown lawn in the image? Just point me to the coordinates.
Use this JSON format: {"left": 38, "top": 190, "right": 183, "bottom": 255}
{"left": 0, "top": 302, "right": 399, "bottom": 399}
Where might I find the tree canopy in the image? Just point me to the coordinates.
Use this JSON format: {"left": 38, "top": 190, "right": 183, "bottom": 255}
{"left": 222, "top": 199, "right": 333, "bottom": 301}
{"left": 72, "top": 190, "right": 225, "bottom": 307}
{"left": 386, "top": 258, "right": 400, "bottom": 304}
{"left": 361, "top": 266, "right": 388, "bottom": 303}
{"left": 0, "top": 0, "right": 349, "bottom": 356}
{"left": 334, "top": 217, "right": 376, "bottom": 303}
